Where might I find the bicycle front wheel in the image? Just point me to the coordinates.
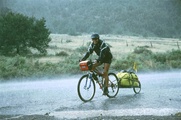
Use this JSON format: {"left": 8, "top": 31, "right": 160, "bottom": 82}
{"left": 77, "top": 74, "right": 96, "bottom": 102}
{"left": 107, "top": 73, "right": 119, "bottom": 98}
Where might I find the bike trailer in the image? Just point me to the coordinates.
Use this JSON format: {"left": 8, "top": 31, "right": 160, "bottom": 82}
{"left": 79, "top": 60, "right": 92, "bottom": 71}
{"left": 117, "top": 70, "right": 140, "bottom": 88}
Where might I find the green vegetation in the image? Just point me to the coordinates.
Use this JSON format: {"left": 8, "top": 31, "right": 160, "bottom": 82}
{"left": 112, "top": 47, "right": 181, "bottom": 71}
{"left": 1, "top": 0, "right": 181, "bottom": 38}
{"left": 0, "top": 55, "right": 79, "bottom": 80}
{"left": 55, "top": 51, "right": 69, "bottom": 57}
{"left": 0, "top": 12, "right": 51, "bottom": 56}
{"left": 0, "top": 48, "right": 181, "bottom": 80}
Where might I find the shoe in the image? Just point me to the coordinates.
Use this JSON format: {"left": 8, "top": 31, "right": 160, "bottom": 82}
{"left": 103, "top": 87, "right": 109, "bottom": 95}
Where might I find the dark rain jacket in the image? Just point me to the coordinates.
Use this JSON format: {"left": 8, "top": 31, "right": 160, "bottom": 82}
{"left": 81, "top": 39, "right": 112, "bottom": 63}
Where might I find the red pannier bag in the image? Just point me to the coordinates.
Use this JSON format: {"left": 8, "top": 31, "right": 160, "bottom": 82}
{"left": 79, "top": 60, "right": 92, "bottom": 71}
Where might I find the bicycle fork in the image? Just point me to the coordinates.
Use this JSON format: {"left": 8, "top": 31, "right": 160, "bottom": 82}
{"left": 84, "top": 74, "right": 92, "bottom": 90}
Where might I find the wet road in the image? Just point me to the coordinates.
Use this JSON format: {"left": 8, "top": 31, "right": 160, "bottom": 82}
{"left": 0, "top": 71, "right": 181, "bottom": 119}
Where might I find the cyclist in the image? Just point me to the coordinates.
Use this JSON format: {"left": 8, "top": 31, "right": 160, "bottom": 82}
{"left": 80, "top": 33, "right": 113, "bottom": 95}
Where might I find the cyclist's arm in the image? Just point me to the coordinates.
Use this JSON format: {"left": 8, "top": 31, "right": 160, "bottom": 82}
{"left": 81, "top": 51, "right": 90, "bottom": 61}
{"left": 81, "top": 43, "right": 94, "bottom": 61}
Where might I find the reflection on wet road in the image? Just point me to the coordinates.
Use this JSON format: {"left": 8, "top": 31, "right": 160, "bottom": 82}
{"left": 0, "top": 71, "right": 181, "bottom": 118}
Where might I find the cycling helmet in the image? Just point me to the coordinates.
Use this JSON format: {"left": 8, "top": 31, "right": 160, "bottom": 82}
{"left": 91, "top": 34, "right": 99, "bottom": 39}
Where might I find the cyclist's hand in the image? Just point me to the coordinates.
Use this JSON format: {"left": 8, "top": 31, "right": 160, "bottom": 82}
{"left": 93, "top": 59, "right": 98, "bottom": 63}
{"left": 93, "top": 59, "right": 101, "bottom": 65}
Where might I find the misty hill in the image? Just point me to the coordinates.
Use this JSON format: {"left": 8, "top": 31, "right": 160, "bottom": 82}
{"left": 1, "top": 0, "right": 181, "bottom": 38}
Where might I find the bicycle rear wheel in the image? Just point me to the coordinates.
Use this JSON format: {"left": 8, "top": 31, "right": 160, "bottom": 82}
{"left": 107, "top": 73, "right": 119, "bottom": 98}
{"left": 77, "top": 74, "right": 96, "bottom": 102}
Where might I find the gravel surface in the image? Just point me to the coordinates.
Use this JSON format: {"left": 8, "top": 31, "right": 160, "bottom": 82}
{"left": 1, "top": 113, "right": 181, "bottom": 120}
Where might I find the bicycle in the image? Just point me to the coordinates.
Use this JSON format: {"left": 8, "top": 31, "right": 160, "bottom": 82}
{"left": 77, "top": 60, "right": 119, "bottom": 102}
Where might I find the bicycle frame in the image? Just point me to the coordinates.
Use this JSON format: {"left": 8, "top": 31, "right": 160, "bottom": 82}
{"left": 86, "top": 70, "right": 104, "bottom": 90}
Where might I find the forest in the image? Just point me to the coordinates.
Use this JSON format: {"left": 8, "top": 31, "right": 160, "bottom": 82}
{"left": 1, "top": 0, "right": 181, "bottom": 38}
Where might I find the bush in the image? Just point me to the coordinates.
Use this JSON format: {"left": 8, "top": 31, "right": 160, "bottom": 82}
{"left": 55, "top": 51, "right": 69, "bottom": 56}
{"left": 112, "top": 59, "right": 132, "bottom": 70}
{"left": 153, "top": 52, "right": 167, "bottom": 63}
{"left": 133, "top": 46, "right": 152, "bottom": 54}
{"left": 167, "top": 49, "right": 181, "bottom": 61}
{"left": 169, "top": 60, "right": 181, "bottom": 68}
{"left": 75, "top": 46, "right": 87, "bottom": 54}
{"left": 66, "top": 39, "right": 72, "bottom": 43}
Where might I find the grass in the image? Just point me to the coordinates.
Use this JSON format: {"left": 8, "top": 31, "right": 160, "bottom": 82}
{"left": 48, "top": 34, "right": 181, "bottom": 61}
{"left": 0, "top": 34, "right": 181, "bottom": 80}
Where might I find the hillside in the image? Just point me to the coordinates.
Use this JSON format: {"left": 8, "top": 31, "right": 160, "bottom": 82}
{"left": 1, "top": 0, "right": 181, "bottom": 38}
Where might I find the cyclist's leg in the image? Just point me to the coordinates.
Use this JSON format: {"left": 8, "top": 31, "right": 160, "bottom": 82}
{"left": 91, "top": 61, "right": 101, "bottom": 70}
{"left": 102, "top": 56, "right": 112, "bottom": 95}
{"left": 102, "top": 63, "right": 111, "bottom": 95}
{"left": 103, "top": 63, "right": 110, "bottom": 87}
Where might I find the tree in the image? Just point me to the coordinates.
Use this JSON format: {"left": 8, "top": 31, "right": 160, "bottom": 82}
{"left": 0, "top": 12, "right": 51, "bottom": 56}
